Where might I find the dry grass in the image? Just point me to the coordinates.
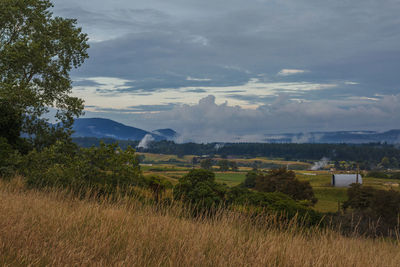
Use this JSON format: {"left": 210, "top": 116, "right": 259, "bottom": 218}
{"left": 1, "top": 178, "right": 400, "bottom": 266}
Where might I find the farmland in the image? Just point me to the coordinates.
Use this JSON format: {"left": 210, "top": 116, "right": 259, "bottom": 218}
{"left": 139, "top": 153, "right": 400, "bottom": 213}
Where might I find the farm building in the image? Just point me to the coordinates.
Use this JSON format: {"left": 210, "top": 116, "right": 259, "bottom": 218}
{"left": 331, "top": 174, "right": 362, "bottom": 187}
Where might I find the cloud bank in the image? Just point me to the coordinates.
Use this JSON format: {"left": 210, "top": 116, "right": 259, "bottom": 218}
{"left": 48, "top": 0, "right": 400, "bottom": 141}
{"left": 82, "top": 94, "right": 400, "bottom": 143}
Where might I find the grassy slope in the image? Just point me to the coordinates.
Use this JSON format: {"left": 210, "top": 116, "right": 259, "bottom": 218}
{"left": 1, "top": 179, "right": 400, "bottom": 266}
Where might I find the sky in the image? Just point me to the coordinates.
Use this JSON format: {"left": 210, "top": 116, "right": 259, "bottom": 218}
{"left": 52, "top": 0, "right": 400, "bottom": 142}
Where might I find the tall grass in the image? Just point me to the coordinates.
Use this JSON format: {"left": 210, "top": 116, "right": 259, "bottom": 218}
{"left": 1, "top": 178, "right": 400, "bottom": 266}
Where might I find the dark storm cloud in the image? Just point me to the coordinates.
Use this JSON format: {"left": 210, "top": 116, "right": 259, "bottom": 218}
{"left": 73, "top": 31, "right": 251, "bottom": 90}
{"left": 63, "top": 0, "right": 400, "bottom": 96}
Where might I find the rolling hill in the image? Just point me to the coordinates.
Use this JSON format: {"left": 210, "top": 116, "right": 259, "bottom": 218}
{"left": 72, "top": 118, "right": 177, "bottom": 141}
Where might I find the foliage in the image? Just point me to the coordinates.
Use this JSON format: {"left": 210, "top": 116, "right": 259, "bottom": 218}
{"left": 95, "top": 140, "right": 400, "bottom": 168}
{"left": 243, "top": 170, "right": 257, "bottom": 188}
{"left": 217, "top": 160, "right": 238, "bottom": 171}
{"left": 377, "top": 156, "right": 398, "bottom": 169}
{"left": 340, "top": 184, "right": 400, "bottom": 236}
{"left": 390, "top": 172, "right": 400, "bottom": 179}
{"left": 218, "top": 159, "right": 230, "bottom": 171}
{"left": 145, "top": 175, "right": 172, "bottom": 203}
{"left": 229, "top": 161, "right": 238, "bottom": 171}
{"left": 0, "top": 137, "right": 22, "bottom": 178}
{"left": 173, "top": 169, "right": 227, "bottom": 212}
{"left": 226, "top": 186, "right": 322, "bottom": 225}
{"left": 366, "top": 170, "right": 389, "bottom": 179}
{"left": 343, "top": 184, "right": 374, "bottom": 210}
{"left": 0, "top": 0, "right": 89, "bottom": 150}
{"left": 366, "top": 170, "right": 400, "bottom": 179}
{"left": 173, "top": 169, "right": 320, "bottom": 223}
{"left": 22, "top": 141, "right": 144, "bottom": 196}
{"left": 0, "top": 100, "right": 22, "bottom": 147}
{"left": 254, "top": 168, "right": 317, "bottom": 204}
{"left": 200, "top": 158, "right": 213, "bottom": 170}
{"left": 343, "top": 184, "right": 400, "bottom": 223}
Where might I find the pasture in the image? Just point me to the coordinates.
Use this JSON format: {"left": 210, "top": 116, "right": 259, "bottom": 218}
{"left": 140, "top": 153, "right": 400, "bottom": 213}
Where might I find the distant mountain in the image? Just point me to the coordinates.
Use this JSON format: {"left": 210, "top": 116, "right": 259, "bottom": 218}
{"left": 72, "top": 118, "right": 399, "bottom": 144}
{"left": 72, "top": 118, "right": 176, "bottom": 141}
{"left": 263, "top": 130, "right": 400, "bottom": 144}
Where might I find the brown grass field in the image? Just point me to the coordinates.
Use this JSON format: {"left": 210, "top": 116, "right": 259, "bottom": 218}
{"left": 1, "top": 178, "right": 400, "bottom": 266}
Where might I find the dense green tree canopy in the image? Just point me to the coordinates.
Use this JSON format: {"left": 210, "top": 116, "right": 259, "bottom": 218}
{"left": 200, "top": 158, "right": 213, "bottom": 170}
{"left": 254, "top": 168, "right": 317, "bottom": 204}
{"left": 173, "top": 169, "right": 227, "bottom": 212}
{"left": 218, "top": 159, "right": 230, "bottom": 172}
{"left": 0, "top": 0, "right": 89, "bottom": 150}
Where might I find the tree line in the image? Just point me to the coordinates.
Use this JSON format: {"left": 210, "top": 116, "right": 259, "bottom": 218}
{"left": 74, "top": 138, "right": 400, "bottom": 169}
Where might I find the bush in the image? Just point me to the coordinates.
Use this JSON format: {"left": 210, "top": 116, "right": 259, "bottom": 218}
{"left": 173, "top": 169, "right": 227, "bottom": 212}
{"left": 200, "top": 159, "right": 213, "bottom": 170}
{"left": 389, "top": 172, "right": 400, "bottom": 179}
{"left": 243, "top": 171, "right": 257, "bottom": 188}
{"left": 226, "top": 186, "right": 322, "bottom": 225}
{"left": 254, "top": 168, "right": 317, "bottom": 204}
{"left": 341, "top": 183, "right": 400, "bottom": 236}
{"left": 218, "top": 159, "right": 230, "bottom": 171}
{"left": 0, "top": 137, "right": 22, "bottom": 178}
{"left": 22, "top": 141, "right": 144, "bottom": 196}
{"left": 145, "top": 175, "right": 173, "bottom": 203}
{"left": 366, "top": 171, "right": 389, "bottom": 179}
{"left": 366, "top": 170, "right": 400, "bottom": 180}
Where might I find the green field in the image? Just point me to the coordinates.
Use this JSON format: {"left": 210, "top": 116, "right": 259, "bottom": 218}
{"left": 214, "top": 172, "right": 246, "bottom": 186}
{"left": 139, "top": 153, "right": 400, "bottom": 213}
{"left": 313, "top": 187, "right": 348, "bottom": 212}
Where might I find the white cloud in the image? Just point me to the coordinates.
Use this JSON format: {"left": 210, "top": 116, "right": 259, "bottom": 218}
{"left": 128, "top": 94, "right": 400, "bottom": 142}
{"left": 186, "top": 76, "right": 212, "bottom": 81}
{"left": 277, "top": 69, "right": 309, "bottom": 76}
{"left": 73, "top": 76, "right": 338, "bottom": 112}
{"left": 344, "top": 81, "right": 360, "bottom": 85}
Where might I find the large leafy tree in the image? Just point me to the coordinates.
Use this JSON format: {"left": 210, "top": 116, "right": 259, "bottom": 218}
{"left": 254, "top": 168, "right": 317, "bottom": 204}
{"left": 0, "top": 0, "right": 89, "bottom": 150}
{"left": 173, "top": 169, "right": 227, "bottom": 212}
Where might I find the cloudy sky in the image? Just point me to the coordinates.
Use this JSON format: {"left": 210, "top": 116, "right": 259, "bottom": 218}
{"left": 53, "top": 0, "right": 400, "bottom": 142}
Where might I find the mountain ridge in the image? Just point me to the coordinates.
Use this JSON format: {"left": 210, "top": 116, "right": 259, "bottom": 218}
{"left": 72, "top": 118, "right": 177, "bottom": 141}
{"left": 72, "top": 117, "right": 400, "bottom": 144}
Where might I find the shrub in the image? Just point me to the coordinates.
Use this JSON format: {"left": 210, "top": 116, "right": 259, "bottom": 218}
{"left": 226, "top": 186, "right": 322, "bottom": 225}
{"left": 173, "top": 169, "right": 227, "bottom": 212}
{"left": 341, "top": 183, "right": 400, "bottom": 236}
{"left": 200, "top": 158, "right": 213, "bottom": 170}
{"left": 145, "top": 175, "right": 173, "bottom": 203}
{"left": 254, "top": 168, "right": 317, "bottom": 204}
{"left": 366, "top": 171, "right": 389, "bottom": 179}
{"left": 389, "top": 172, "right": 400, "bottom": 179}
{"left": 218, "top": 159, "right": 230, "bottom": 171}
{"left": 0, "top": 137, "right": 22, "bottom": 178}
{"left": 243, "top": 171, "right": 257, "bottom": 188}
{"left": 22, "top": 141, "right": 144, "bottom": 196}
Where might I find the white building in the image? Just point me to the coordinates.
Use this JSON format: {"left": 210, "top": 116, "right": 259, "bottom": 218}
{"left": 331, "top": 174, "right": 362, "bottom": 187}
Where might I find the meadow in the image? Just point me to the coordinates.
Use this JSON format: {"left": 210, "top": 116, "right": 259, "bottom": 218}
{"left": 140, "top": 153, "right": 400, "bottom": 213}
{"left": 1, "top": 178, "right": 400, "bottom": 266}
